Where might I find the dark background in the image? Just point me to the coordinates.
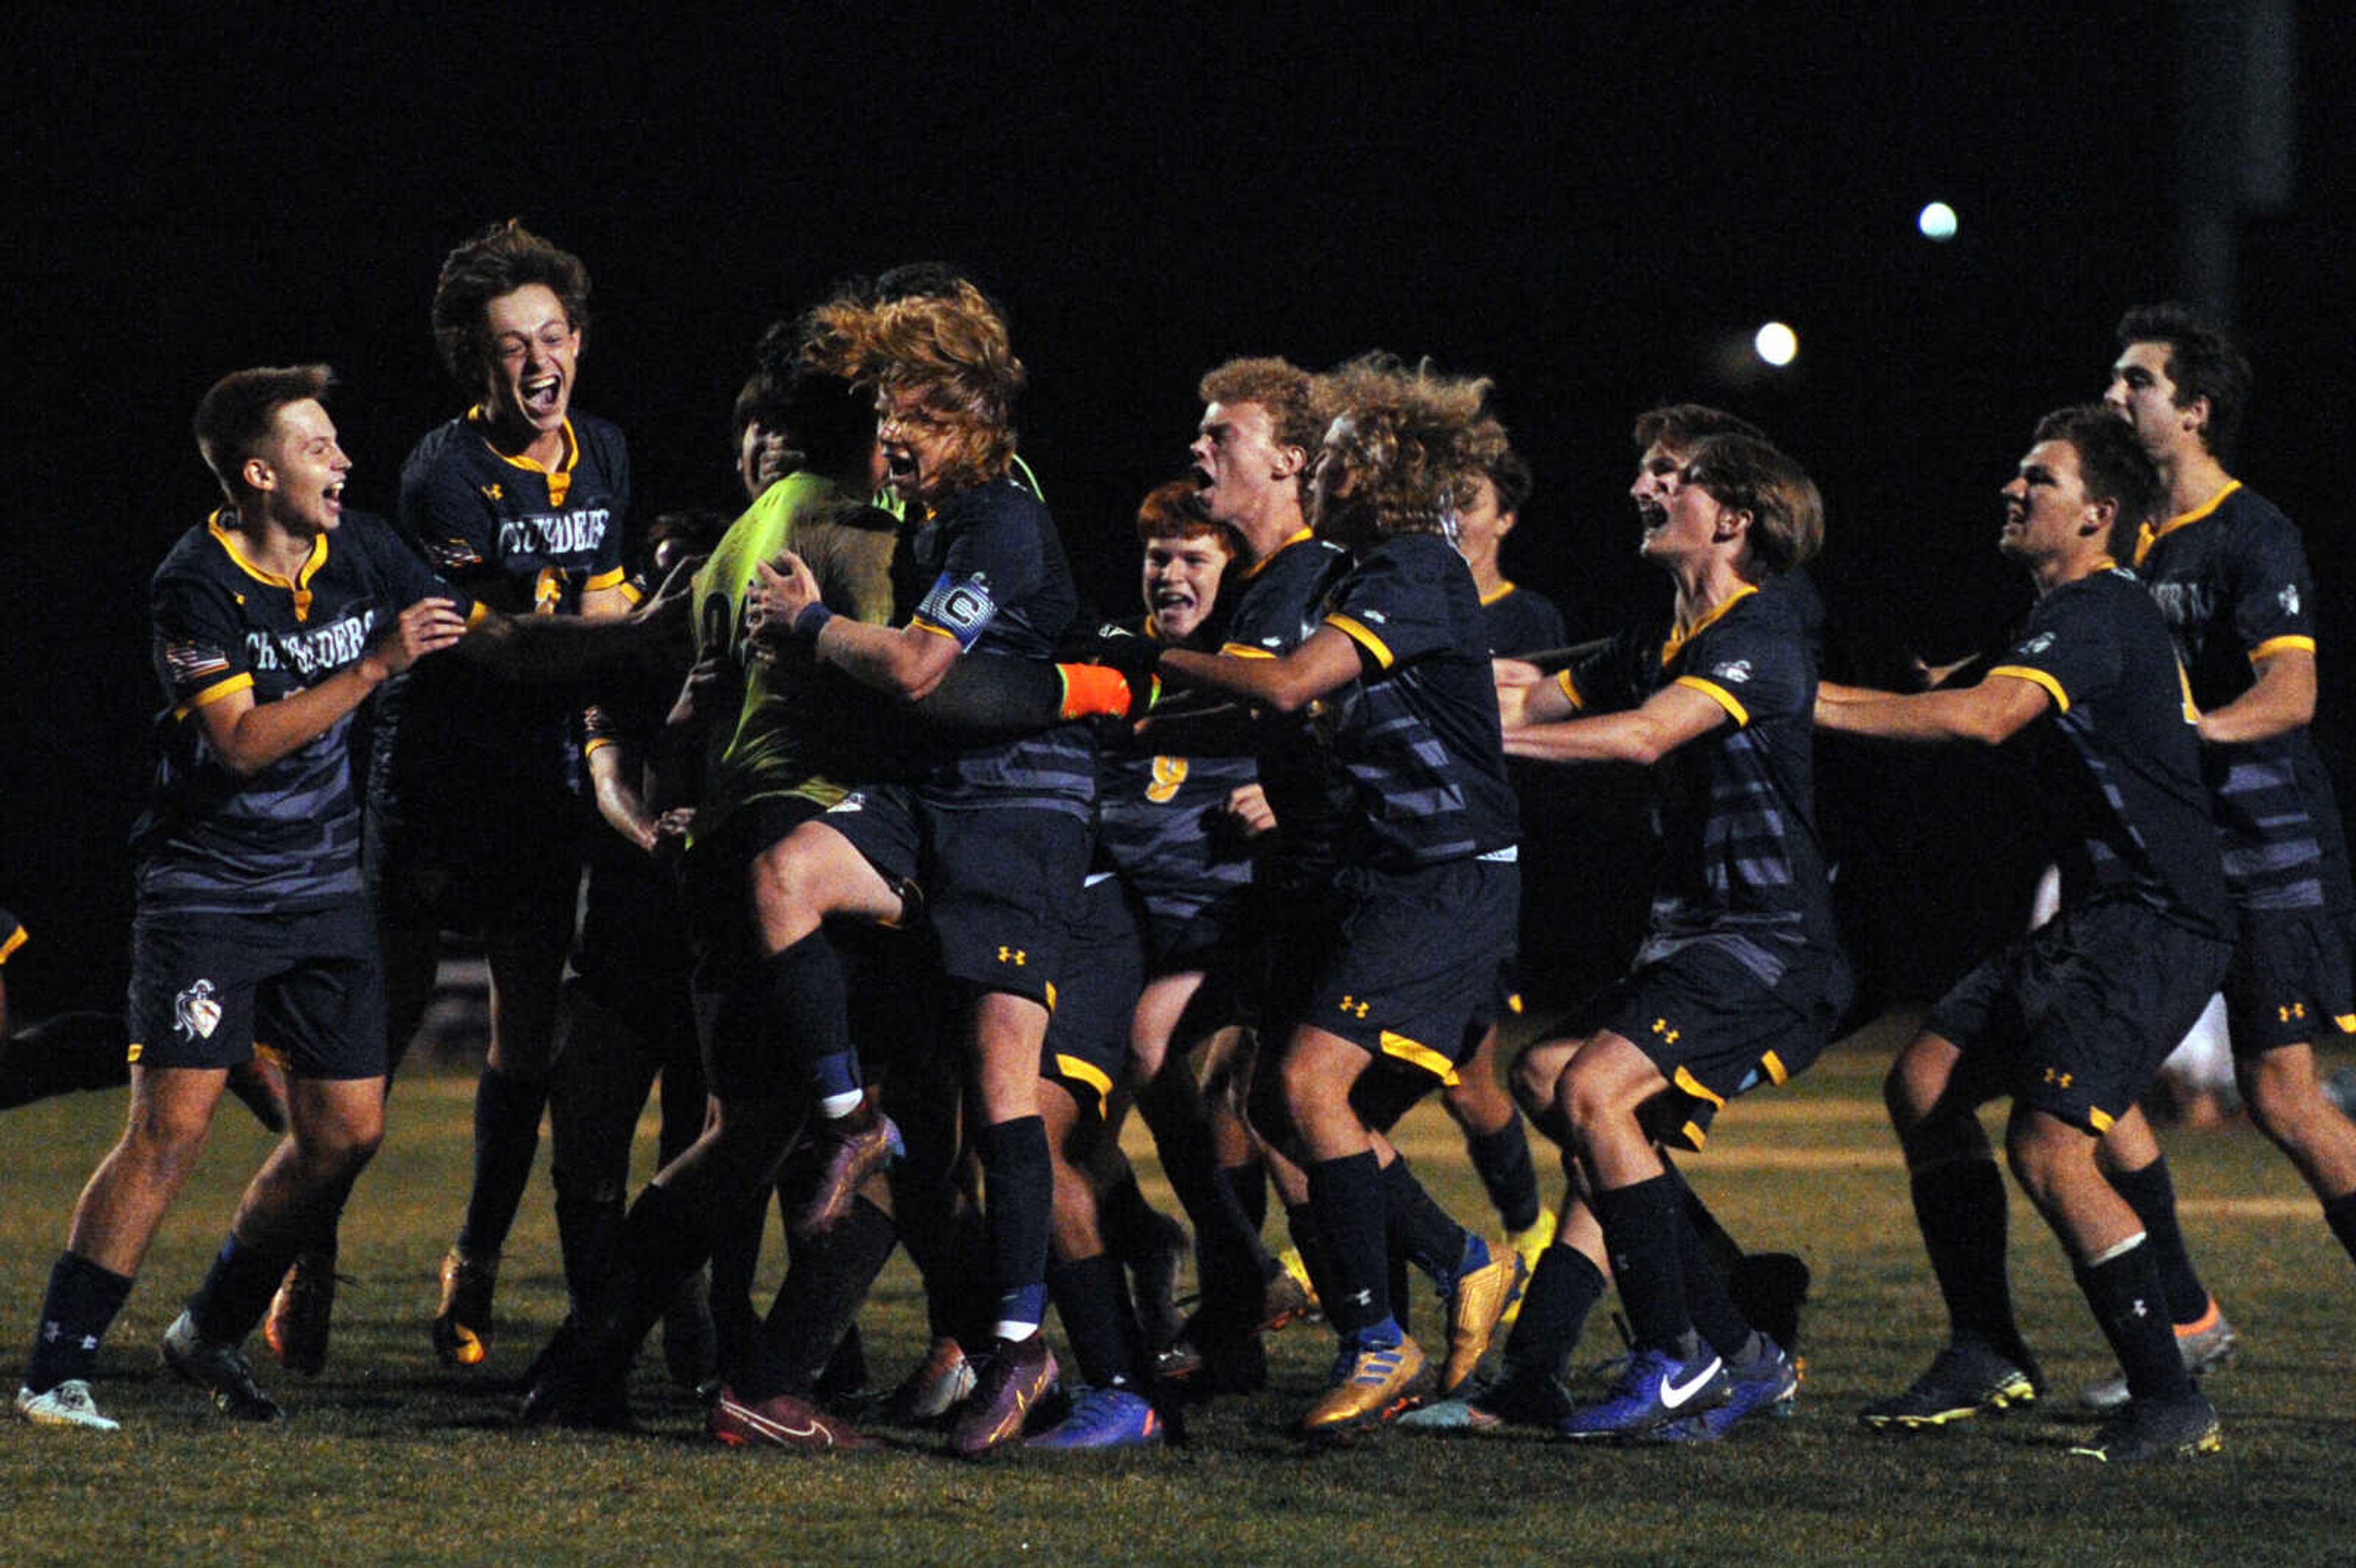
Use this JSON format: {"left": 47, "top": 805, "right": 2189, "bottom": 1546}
{"left": 6, "top": 4, "right": 2351, "bottom": 1015}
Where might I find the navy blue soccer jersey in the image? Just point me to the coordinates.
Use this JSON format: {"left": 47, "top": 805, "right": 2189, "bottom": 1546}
{"left": 2133, "top": 482, "right": 2347, "bottom": 914}
{"left": 1986, "top": 566, "right": 2229, "bottom": 937}
{"left": 1480, "top": 582, "right": 1567, "bottom": 658}
{"left": 1317, "top": 532, "right": 1519, "bottom": 872}
{"left": 373, "top": 410, "right": 631, "bottom": 826}
{"left": 1560, "top": 572, "right": 1837, "bottom": 984}
{"left": 133, "top": 510, "right": 468, "bottom": 915}
{"left": 1217, "top": 530, "right": 1353, "bottom": 880}
{"left": 896, "top": 478, "right": 1093, "bottom": 815}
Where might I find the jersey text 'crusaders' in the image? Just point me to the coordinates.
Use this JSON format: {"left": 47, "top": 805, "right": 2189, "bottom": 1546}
{"left": 136, "top": 510, "right": 469, "bottom": 914}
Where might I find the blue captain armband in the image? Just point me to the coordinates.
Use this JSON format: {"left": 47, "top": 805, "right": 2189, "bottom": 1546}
{"left": 915, "top": 571, "right": 1000, "bottom": 651}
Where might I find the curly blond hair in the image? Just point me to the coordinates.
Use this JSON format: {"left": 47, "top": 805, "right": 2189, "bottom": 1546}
{"left": 806, "top": 280, "right": 1026, "bottom": 491}
{"left": 1311, "top": 354, "right": 1504, "bottom": 540}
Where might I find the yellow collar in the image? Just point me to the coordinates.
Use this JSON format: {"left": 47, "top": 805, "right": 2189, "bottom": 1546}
{"left": 208, "top": 509, "right": 329, "bottom": 622}
{"left": 1660, "top": 582, "right": 1757, "bottom": 669}
{"left": 2133, "top": 478, "right": 2241, "bottom": 568}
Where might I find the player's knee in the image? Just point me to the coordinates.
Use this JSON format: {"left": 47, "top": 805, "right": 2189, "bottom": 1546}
{"left": 1510, "top": 1039, "right": 1568, "bottom": 1120}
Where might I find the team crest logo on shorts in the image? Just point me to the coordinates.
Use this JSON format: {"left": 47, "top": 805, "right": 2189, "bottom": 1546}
{"left": 2279, "top": 583, "right": 2301, "bottom": 617}
{"left": 174, "top": 980, "right": 223, "bottom": 1041}
{"left": 1712, "top": 659, "right": 1753, "bottom": 684}
{"left": 2015, "top": 632, "right": 2055, "bottom": 657}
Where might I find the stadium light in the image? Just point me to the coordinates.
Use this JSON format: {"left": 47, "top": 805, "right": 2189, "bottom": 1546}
{"left": 1753, "top": 321, "right": 1798, "bottom": 368}
{"left": 1917, "top": 201, "right": 1959, "bottom": 242}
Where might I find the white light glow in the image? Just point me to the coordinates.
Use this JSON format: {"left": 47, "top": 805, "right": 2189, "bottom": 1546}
{"left": 1918, "top": 201, "right": 1958, "bottom": 242}
{"left": 1753, "top": 321, "right": 1798, "bottom": 367}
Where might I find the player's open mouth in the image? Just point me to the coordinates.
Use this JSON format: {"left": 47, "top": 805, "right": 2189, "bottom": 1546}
{"left": 1191, "top": 464, "right": 1214, "bottom": 491}
{"left": 521, "top": 375, "right": 563, "bottom": 417}
{"left": 1152, "top": 588, "right": 1194, "bottom": 612}
{"left": 884, "top": 447, "right": 918, "bottom": 481}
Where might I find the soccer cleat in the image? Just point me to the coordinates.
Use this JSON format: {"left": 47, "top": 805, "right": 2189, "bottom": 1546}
{"left": 1028, "top": 1385, "right": 1165, "bottom": 1450}
{"left": 892, "top": 1337, "right": 978, "bottom": 1423}
{"left": 160, "top": 1310, "right": 282, "bottom": 1421}
{"left": 2078, "top": 1297, "right": 2238, "bottom": 1413}
{"left": 263, "top": 1251, "right": 340, "bottom": 1376}
{"left": 1655, "top": 1335, "right": 1800, "bottom": 1442}
{"left": 2069, "top": 1391, "right": 2223, "bottom": 1462}
{"left": 1558, "top": 1342, "right": 1727, "bottom": 1440}
{"left": 15, "top": 1381, "right": 120, "bottom": 1432}
{"left": 1401, "top": 1359, "right": 1578, "bottom": 1431}
{"left": 793, "top": 1109, "right": 904, "bottom": 1238}
{"left": 1268, "top": 1248, "right": 1323, "bottom": 1328}
{"left": 1860, "top": 1340, "right": 2040, "bottom": 1431}
{"left": 1439, "top": 1247, "right": 1526, "bottom": 1395}
{"left": 949, "top": 1334, "right": 1059, "bottom": 1456}
{"left": 1299, "top": 1335, "right": 1431, "bottom": 1434}
{"left": 431, "top": 1247, "right": 498, "bottom": 1368}
{"left": 709, "top": 1385, "right": 873, "bottom": 1450}
{"left": 1499, "top": 1208, "right": 1557, "bottom": 1328}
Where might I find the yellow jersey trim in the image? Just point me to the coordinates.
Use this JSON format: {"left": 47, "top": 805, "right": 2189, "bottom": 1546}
{"left": 1327, "top": 613, "right": 1394, "bottom": 668}
{"left": 1659, "top": 583, "right": 1757, "bottom": 671}
{"left": 1054, "top": 1054, "right": 1115, "bottom": 1121}
{"left": 0, "top": 924, "right": 25, "bottom": 965}
{"left": 585, "top": 565, "right": 629, "bottom": 593}
{"left": 1674, "top": 675, "right": 1749, "bottom": 728}
{"left": 582, "top": 736, "right": 617, "bottom": 757}
{"left": 909, "top": 618, "right": 963, "bottom": 644}
{"left": 1218, "top": 642, "right": 1278, "bottom": 659}
{"left": 175, "top": 672, "right": 256, "bottom": 720}
{"left": 2132, "top": 479, "right": 2242, "bottom": 567}
{"left": 2335, "top": 1013, "right": 2356, "bottom": 1036}
{"left": 1239, "top": 528, "right": 1317, "bottom": 582}
{"left": 1760, "top": 1050, "right": 1788, "bottom": 1086}
{"left": 207, "top": 511, "right": 331, "bottom": 623}
{"left": 473, "top": 410, "right": 580, "bottom": 506}
{"left": 1988, "top": 664, "right": 2068, "bottom": 713}
{"left": 1479, "top": 580, "right": 1518, "bottom": 608}
{"left": 1555, "top": 667, "right": 1584, "bottom": 710}
{"left": 126, "top": 1042, "right": 144, "bottom": 1064}
{"left": 2250, "top": 634, "right": 2315, "bottom": 664}
{"left": 2088, "top": 1105, "right": 2117, "bottom": 1135}
{"left": 1379, "top": 1030, "right": 1461, "bottom": 1086}
{"left": 253, "top": 1042, "right": 291, "bottom": 1074}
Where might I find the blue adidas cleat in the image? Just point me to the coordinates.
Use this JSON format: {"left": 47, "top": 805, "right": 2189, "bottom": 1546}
{"left": 1558, "top": 1341, "right": 1726, "bottom": 1441}
{"left": 1028, "top": 1385, "right": 1164, "bottom": 1450}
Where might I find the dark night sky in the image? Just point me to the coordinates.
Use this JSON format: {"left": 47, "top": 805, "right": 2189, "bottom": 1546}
{"left": 6, "top": 4, "right": 2352, "bottom": 1009}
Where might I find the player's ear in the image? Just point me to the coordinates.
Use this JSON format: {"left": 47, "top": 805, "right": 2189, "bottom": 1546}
{"left": 2181, "top": 394, "right": 2209, "bottom": 440}
{"left": 1715, "top": 507, "right": 1752, "bottom": 545}
{"left": 242, "top": 455, "right": 276, "bottom": 494}
{"left": 1495, "top": 507, "right": 1519, "bottom": 539}
{"left": 2084, "top": 495, "right": 2117, "bottom": 539}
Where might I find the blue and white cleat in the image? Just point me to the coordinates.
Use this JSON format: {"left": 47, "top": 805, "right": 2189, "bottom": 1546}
{"left": 1558, "top": 1341, "right": 1726, "bottom": 1441}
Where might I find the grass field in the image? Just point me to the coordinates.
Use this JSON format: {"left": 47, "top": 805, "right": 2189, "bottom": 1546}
{"left": 4, "top": 1014, "right": 2353, "bottom": 1567}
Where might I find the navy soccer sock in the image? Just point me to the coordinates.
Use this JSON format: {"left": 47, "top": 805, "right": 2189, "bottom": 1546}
{"left": 2103, "top": 1154, "right": 2212, "bottom": 1324}
{"left": 1909, "top": 1155, "right": 2031, "bottom": 1361}
{"left": 456, "top": 1067, "right": 547, "bottom": 1259}
{"left": 979, "top": 1115, "right": 1053, "bottom": 1337}
{"left": 2075, "top": 1235, "right": 2193, "bottom": 1404}
{"left": 1467, "top": 1112, "right": 1544, "bottom": 1235}
{"left": 1500, "top": 1242, "right": 1606, "bottom": 1380}
{"left": 1046, "top": 1252, "right": 1147, "bottom": 1391}
{"left": 1306, "top": 1151, "right": 1396, "bottom": 1346}
{"left": 188, "top": 1232, "right": 299, "bottom": 1345}
{"left": 1592, "top": 1174, "right": 1691, "bottom": 1354}
{"left": 2326, "top": 1189, "right": 2356, "bottom": 1270}
{"left": 23, "top": 1252, "right": 134, "bottom": 1393}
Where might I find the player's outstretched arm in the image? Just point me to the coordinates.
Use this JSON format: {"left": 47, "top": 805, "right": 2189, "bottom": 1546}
{"left": 196, "top": 599, "right": 467, "bottom": 777}
{"left": 1158, "top": 626, "right": 1365, "bottom": 714}
{"left": 1814, "top": 673, "right": 2049, "bottom": 747}
{"left": 2195, "top": 644, "right": 2314, "bottom": 745}
{"left": 1503, "top": 680, "right": 1726, "bottom": 766}
{"left": 747, "top": 551, "right": 960, "bottom": 701}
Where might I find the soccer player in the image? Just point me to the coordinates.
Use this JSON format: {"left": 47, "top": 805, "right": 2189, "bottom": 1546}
{"left": 1024, "top": 480, "right": 1255, "bottom": 1447}
{"left": 1152, "top": 356, "right": 1353, "bottom": 1383}
{"left": 1145, "top": 355, "right": 1526, "bottom": 1434}
{"left": 14, "top": 366, "right": 473, "bottom": 1431}
{"left": 1823, "top": 407, "right": 2232, "bottom": 1462}
{"left": 1490, "top": 431, "right": 1839, "bottom": 1442}
{"left": 1440, "top": 437, "right": 1560, "bottom": 1269}
{"left": 736, "top": 280, "right": 1096, "bottom": 1455}
{"left": 2073, "top": 302, "right": 2356, "bottom": 1407}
